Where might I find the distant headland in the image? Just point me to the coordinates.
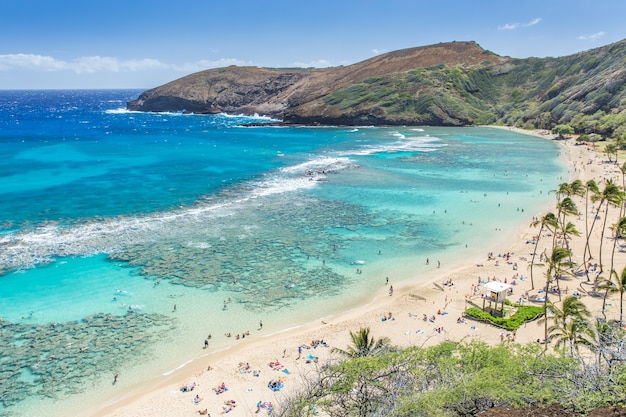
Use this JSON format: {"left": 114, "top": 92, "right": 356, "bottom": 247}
{"left": 128, "top": 39, "right": 626, "bottom": 136}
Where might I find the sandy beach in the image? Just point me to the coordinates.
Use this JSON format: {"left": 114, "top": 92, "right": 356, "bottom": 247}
{"left": 86, "top": 127, "right": 623, "bottom": 417}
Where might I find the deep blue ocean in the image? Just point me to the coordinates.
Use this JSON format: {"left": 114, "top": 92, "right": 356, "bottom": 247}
{"left": 0, "top": 89, "right": 565, "bottom": 416}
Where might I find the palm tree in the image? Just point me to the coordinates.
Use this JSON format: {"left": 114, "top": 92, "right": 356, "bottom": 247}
{"left": 616, "top": 163, "right": 626, "bottom": 240}
{"left": 556, "top": 197, "right": 578, "bottom": 229}
{"left": 551, "top": 183, "right": 579, "bottom": 263}
{"left": 529, "top": 212, "right": 558, "bottom": 290}
{"left": 540, "top": 246, "right": 574, "bottom": 343}
{"left": 608, "top": 216, "right": 626, "bottom": 281}
{"left": 560, "top": 221, "right": 580, "bottom": 272}
{"left": 605, "top": 143, "right": 617, "bottom": 163}
{"left": 552, "top": 182, "right": 573, "bottom": 201}
{"left": 331, "top": 327, "right": 391, "bottom": 358}
{"left": 583, "top": 180, "right": 599, "bottom": 281}
{"left": 553, "top": 197, "right": 579, "bottom": 263}
{"left": 539, "top": 296, "right": 595, "bottom": 356}
{"left": 549, "top": 317, "right": 596, "bottom": 356}
{"left": 570, "top": 179, "right": 586, "bottom": 200}
{"left": 586, "top": 180, "right": 623, "bottom": 276}
{"left": 599, "top": 266, "right": 626, "bottom": 326}
{"left": 596, "top": 180, "right": 624, "bottom": 274}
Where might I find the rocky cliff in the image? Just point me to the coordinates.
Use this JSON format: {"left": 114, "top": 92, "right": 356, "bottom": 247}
{"left": 127, "top": 39, "right": 626, "bottom": 134}
{"left": 127, "top": 41, "right": 503, "bottom": 122}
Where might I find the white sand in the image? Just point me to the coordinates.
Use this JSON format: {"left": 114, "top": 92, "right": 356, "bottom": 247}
{"left": 84, "top": 129, "right": 624, "bottom": 417}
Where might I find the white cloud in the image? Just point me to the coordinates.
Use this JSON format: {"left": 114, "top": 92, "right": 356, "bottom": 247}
{"left": 498, "top": 17, "right": 541, "bottom": 31}
{"left": 289, "top": 59, "right": 332, "bottom": 68}
{"left": 498, "top": 23, "right": 519, "bottom": 30}
{"left": 0, "top": 53, "right": 248, "bottom": 74}
{"left": 578, "top": 31, "right": 606, "bottom": 41}
{"left": 0, "top": 53, "right": 65, "bottom": 71}
{"left": 173, "top": 58, "right": 248, "bottom": 73}
{"left": 523, "top": 18, "right": 542, "bottom": 27}
{"left": 0, "top": 53, "right": 168, "bottom": 73}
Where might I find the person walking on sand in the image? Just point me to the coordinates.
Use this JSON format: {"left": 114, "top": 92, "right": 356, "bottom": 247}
{"left": 389, "top": 285, "right": 393, "bottom": 296}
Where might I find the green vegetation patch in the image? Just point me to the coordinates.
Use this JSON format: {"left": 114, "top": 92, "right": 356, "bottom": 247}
{"left": 280, "top": 340, "right": 626, "bottom": 417}
{"left": 465, "top": 305, "right": 544, "bottom": 330}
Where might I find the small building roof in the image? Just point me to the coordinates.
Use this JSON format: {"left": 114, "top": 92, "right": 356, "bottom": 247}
{"left": 484, "top": 281, "right": 511, "bottom": 293}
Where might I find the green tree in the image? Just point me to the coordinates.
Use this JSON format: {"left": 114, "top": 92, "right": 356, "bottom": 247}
{"left": 332, "top": 327, "right": 391, "bottom": 358}
{"left": 570, "top": 179, "right": 586, "bottom": 199}
{"left": 560, "top": 221, "right": 580, "bottom": 275}
{"left": 596, "top": 180, "right": 625, "bottom": 274}
{"left": 583, "top": 180, "right": 600, "bottom": 281}
{"left": 587, "top": 179, "right": 624, "bottom": 276}
{"left": 529, "top": 212, "right": 558, "bottom": 290}
{"left": 617, "top": 163, "right": 626, "bottom": 225}
{"left": 549, "top": 317, "right": 596, "bottom": 357}
{"left": 551, "top": 183, "right": 580, "bottom": 256}
{"left": 540, "top": 247, "right": 574, "bottom": 344}
{"left": 599, "top": 265, "right": 626, "bottom": 327}
{"left": 539, "top": 296, "right": 595, "bottom": 356}
{"left": 608, "top": 216, "right": 626, "bottom": 285}
{"left": 605, "top": 143, "right": 618, "bottom": 163}
{"left": 552, "top": 124, "right": 575, "bottom": 139}
{"left": 555, "top": 197, "right": 578, "bottom": 239}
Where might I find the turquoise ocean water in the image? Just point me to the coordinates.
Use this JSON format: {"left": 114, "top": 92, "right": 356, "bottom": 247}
{"left": 0, "top": 90, "right": 565, "bottom": 416}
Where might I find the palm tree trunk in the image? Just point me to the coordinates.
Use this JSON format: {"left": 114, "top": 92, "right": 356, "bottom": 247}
{"left": 599, "top": 204, "right": 611, "bottom": 275}
{"left": 609, "top": 229, "right": 620, "bottom": 284}
{"left": 584, "top": 190, "right": 591, "bottom": 281}
{"left": 529, "top": 224, "right": 545, "bottom": 291}
{"left": 619, "top": 285, "right": 624, "bottom": 329}
{"left": 585, "top": 201, "right": 605, "bottom": 280}
{"left": 602, "top": 287, "right": 610, "bottom": 321}
{"left": 543, "top": 279, "right": 550, "bottom": 346}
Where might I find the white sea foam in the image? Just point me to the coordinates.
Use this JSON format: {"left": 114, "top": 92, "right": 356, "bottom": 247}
{"left": 219, "top": 112, "right": 280, "bottom": 121}
{"left": 0, "top": 156, "right": 357, "bottom": 273}
{"left": 347, "top": 134, "right": 445, "bottom": 156}
{"left": 251, "top": 157, "right": 356, "bottom": 198}
{"left": 105, "top": 108, "right": 141, "bottom": 115}
{"left": 162, "top": 359, "right": 194, "bottom": 376}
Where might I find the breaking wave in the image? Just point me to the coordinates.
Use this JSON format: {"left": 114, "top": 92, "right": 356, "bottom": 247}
{"left": 0, "top": 156, "right": 357, "bottom": 274}
{"left": 347, "top": 131, "right": 445, "bottom": 156}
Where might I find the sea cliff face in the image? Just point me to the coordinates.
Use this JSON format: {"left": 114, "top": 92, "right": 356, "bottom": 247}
{"left": 127, "top": 41, "right": 503, "bottom": 124}
{"left": 128, "top": 39, "right": 626, "bottom": 132}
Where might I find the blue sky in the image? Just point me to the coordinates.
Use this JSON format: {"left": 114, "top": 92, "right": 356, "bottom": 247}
{"left": 1, "top": 0, "right": 624, "bottom": 89}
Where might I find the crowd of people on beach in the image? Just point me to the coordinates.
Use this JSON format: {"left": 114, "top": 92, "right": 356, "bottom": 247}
{"left": 141, "top": 137, "right": 618, "bottom": 417}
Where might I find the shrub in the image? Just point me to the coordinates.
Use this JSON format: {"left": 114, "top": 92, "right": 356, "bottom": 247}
{"left": 465, "top": 306, "right": 544, "bottom": 330}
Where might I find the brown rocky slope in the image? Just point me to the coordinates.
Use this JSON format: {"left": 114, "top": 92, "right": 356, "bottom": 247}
{"left": 127, "top": 41, "right": 505, "bottom": 123}
{"left": 127, "top": 39, "right": 626, "bottom": 132}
